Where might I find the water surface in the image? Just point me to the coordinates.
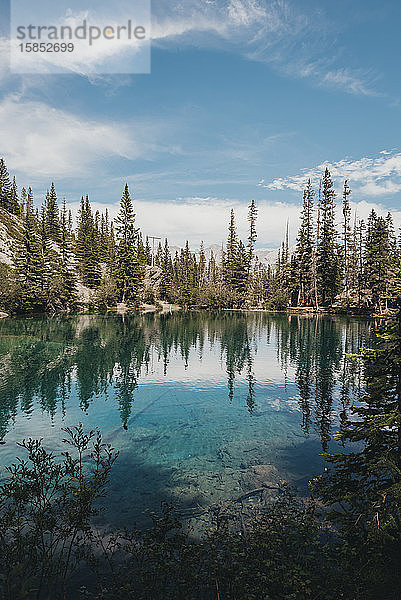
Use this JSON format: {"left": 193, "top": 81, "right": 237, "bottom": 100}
{"left": 0, "top": 311, "right": 371, "bottom": 525}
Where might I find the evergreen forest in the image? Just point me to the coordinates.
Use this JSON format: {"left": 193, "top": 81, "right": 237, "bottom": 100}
{"left": 0, "top": 157, "right": 399, "bottom": 315}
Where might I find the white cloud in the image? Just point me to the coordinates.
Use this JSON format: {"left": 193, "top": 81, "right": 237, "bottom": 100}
{"left": 359, "top": 180, "right": 401, "bottom": 196}
{"left": 279, "top": 57, "right": 380, "bottom": 97}
{"left": 153, "top": 2, "right": 382, "bottom": 98}
{"left": 3, "top": 1, "right": 276, "bottom": 78}
{"left": 151, "top": 0, "right": 274, "bottom": 41}
{"left": 0, "top": 38, "right": 10, "bottom": 83}
{"left": 65, "top": 194, "right": 401, "bottom": 249}
{"left": 262, "top": 150, "right": 401, "bottom": 197}
{"left": 66, "top": 196, "right": 302, "bottom": 247}
{"left": 321, "top": 68, "right": 380, "bottom": 97}
{"left": 228, "top": 0, "right": 268, "bottom": 26}
{"left": 0, "top": 2, "right": 382, "bottom": 97}
{"left": 348, "top": 200, "right": 401, "bottom": 224}
{"left": 0, "top": 95, "right": 173, "bottom": 179}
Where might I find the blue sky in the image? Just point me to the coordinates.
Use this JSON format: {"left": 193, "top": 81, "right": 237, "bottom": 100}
{"left": 0, "top": 0, "right": 401, "bottom": 247}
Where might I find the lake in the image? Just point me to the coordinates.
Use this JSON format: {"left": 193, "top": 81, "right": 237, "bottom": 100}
{"left": 0, "top": 311, "right": 371, "bottom": 527}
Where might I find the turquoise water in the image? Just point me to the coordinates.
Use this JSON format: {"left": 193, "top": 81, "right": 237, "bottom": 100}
{"left": 0, "top": 311, "right": 371, "bottom": 526}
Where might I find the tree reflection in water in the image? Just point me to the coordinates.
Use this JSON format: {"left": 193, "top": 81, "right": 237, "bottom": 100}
{"left": 0, "top": 312, "right": 371, "bottom": 449}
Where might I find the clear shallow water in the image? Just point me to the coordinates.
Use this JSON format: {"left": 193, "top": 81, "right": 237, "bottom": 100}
{"left": 0, "top": 311, "right": 371, "bottom": 526}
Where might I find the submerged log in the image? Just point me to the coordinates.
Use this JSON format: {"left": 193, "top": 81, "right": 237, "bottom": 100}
{"left": 234, "top": 484, "right": 280, "bottom": 504}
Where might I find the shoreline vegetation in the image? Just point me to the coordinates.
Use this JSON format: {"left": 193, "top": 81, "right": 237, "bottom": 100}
{"left": 0, "top": 157, "right": 400, "bottom": 317}
{"left": 0, "top": 305, "right": 377, "bottom": 320}
{"left": 117, "top": 304, "right": 378, "bottom": 317}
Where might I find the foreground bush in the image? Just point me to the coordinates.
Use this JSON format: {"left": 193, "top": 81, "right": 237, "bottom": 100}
{"left": 0, "top": 425, "right": 118, "bottom": 599}
{"left": 1, "top": 426, "right": 400, "bottom": 600}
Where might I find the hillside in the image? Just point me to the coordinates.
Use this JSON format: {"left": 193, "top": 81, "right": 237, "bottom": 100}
{"left": 0, "top": 206, "right": 22, "bottom": 266}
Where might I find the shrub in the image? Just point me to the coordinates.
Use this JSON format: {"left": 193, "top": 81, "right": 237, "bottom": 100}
{"left": 0, "top": 425, "right": 118, "bottom": 599}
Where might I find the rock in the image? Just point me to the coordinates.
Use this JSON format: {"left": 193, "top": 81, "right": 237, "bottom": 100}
{"left": 76, "top": 282, "right": 93, "bottom": 305}
{"left": 139, "top": 303, "right": 159, "bottom": 313}
{"left": 0, "top": 311, "right": 8, "bottom": 319}
{"left": 159, "top": 301, "right": 182, "bottom": 313}
{"left": 116, "top": 302, "right": 128, "bottom": 314}
{"left": 251, "top": 464, "right": 280, "bottom": 480}
{"left": 143, "top": 265, "right": 162, "bottom": 289}
{"left": 0, "top": 207, "right": 23, "bottom": 267}
{"left": 240, "top": 464, "right": 281, "bottom": 491}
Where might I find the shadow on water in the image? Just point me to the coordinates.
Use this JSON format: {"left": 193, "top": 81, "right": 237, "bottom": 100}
{"left": 99, "top": 456, "right": 190, "bottom": 529}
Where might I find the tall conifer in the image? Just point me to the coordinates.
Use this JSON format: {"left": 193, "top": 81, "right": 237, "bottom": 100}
{"left": 114, "top": 184, "right": 144, "bottom": 304}
{"left": 342, "top": 180, "right": 352, "bottom": 303}
{"left": 0, "top": 158, "right": 12, "bottom": 212}
{"left": 295, "top": 180, "right": 315, "bottom": 305}
{"left": 45, "top": 183, "right": 60, "bottom": 242}
{"left": 317, "top": 168, "right": 341, "bottom": 306}
{"left": 13, "top": 200, "right": 46, "bottom": 311}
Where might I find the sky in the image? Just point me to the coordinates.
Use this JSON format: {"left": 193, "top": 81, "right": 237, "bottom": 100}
{"left": 0, "top": 0, "right": 401, "bottom": 248}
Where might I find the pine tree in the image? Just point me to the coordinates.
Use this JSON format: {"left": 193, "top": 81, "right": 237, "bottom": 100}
{"left": 38, "top": 203, "right": 53, "bottom": 297}
{"left": 0, "top": 158, "right": 12, "bottom": 212}
{"left": 247, "top": 199, "right": 258, "bottom": 299}
{"left": 68, "top": 209, "right": 73, "bottom": 236}
{"left": 99, "top": 213, "right": 109, "bottom": 262}
{"left": 342, "top": 180, "right": 352, "bottom": 303}
{"left": 247, "top": 199, "right": 258, "bottom": 271}
{"left": 295, "top": 180, "right": 315, "bottom": 306}
{"left": 106, "top": 219, "right": 116, "bottom": 269}
{"left": 49, "top": 198, "right": 77, "bottom": 310}
{"left": 224, "top": 209, "right": 239, "bottom": 287}
{"left": 365, "top": 210, "right": 393, "bottom": 312}
{"left": 159, "top": 238, "right": 173, "bottom": 300}
{"left": 347, "top": 212, "right": 359, "bottom": 303}
{"left": 13, "top": 201, "right": 46, "bottom": 311}
{"left": 136, "top": 233, "right": 146, "bottom": 266}
{"left": 386, "top": 213, "right": 399, "bottom": 302}
{"left": 114, "top": 184, "right": 144, "bottom": 305}
{"left": 26, "top": 187, "right": 34, "bottom": 214}
{"left": 20, "top": 187, "right": 27, "bottom": 217}
{"left": 177, "top": 241, "right": 199, "bottom": 307}
{"left": 208, "top": 250, "right": 218, "bottom": 285}
{"left": 144, "top": 237, "right": 152, "bottom": 266}
{"left": 276, "top": 223, "right": 291, "bottom": 303}
{"left": 75, "top": 196, "right": 101, "bottom": 287}
{"left": 317, "top": 168, "right": 341, "bottom": 306}
{"left": 251, "top": 259, "right": 269, "bottom": 306}
{"left": 155, "top": 242, "right": 163, "bottom": 268}
{"left": 236, "top": 240, "right": 249, "bottom": 298}
{"left": 198, "top": 241, "right": 207, "bottom": 290}
{"left": 45, "top": 183, "right": 60, "bottom": 242}
{"left": 223, "top": 209, "right": 248, "bottom": 306}
{"left": 355, "top": 218, "right": 366, "bottom": 306}
{"left": 10, "top": 176, "right": 19, "bottom": 215}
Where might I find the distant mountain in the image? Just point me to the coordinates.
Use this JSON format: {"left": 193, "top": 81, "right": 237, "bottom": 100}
{"left": 169, "top": 244, "right": 293, "bottom": 267}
